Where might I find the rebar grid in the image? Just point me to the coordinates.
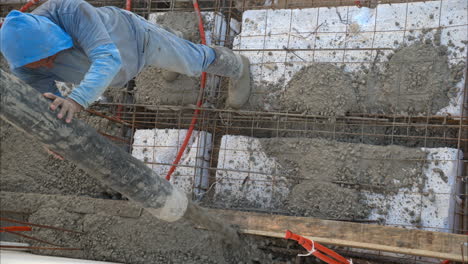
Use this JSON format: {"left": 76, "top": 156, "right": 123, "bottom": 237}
{"left": 80, "top": 0, "right": 467, "bottom": 248}
{"left": 1, "top": 0, "right": 466, "bottom": 262}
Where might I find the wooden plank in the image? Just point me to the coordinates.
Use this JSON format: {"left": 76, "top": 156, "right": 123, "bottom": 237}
{"left": 210, "top": 209, "right": 468, "bottom": 262}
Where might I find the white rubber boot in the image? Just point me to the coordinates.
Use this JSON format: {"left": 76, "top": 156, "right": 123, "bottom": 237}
{"left": 205, "top": 46, "right": 251, "bottom": 109}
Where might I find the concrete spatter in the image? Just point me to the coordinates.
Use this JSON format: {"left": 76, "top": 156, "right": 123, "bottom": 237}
{"left": 5, "top": 193, "right": 271, "bottom": 264}
{"left": 259, "top": 138, "right": 427, "bottom": 219}
{"left": 0, "top": 121, "right": 111, "bottom": 198}
{"left": 152, "top": 12, "right": 201, "bottom": 44}
{"left": 134, "top": 66, "right": 200, "bottom": 108}
{"left": 0, "top": 54, "right": 9, "bottom": 72}
{"left": 288, "top": 182, "right": 369, "bottom": 219}
{"left": 361, "top": 42, "right": 462, "bottom": 115}
{"left": 279, "top": 64, "right": 359, "bottom": 116}
{"left": 132, "top": 12, "right": 202, "bottom": 108}
{"left": 261, "top": 41, "right": 464, "bottom": 116}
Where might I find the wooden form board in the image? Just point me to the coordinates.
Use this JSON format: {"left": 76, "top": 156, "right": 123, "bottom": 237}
{"left": 211, "top": 209, "right": 468, "bottom": 261}
{"left": 1, "top": 192, "right": 467, "bottom": 261}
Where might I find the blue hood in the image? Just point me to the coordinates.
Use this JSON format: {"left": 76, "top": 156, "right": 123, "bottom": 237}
{"left": 0, "top": 10, "right": 73, "bottom": 68}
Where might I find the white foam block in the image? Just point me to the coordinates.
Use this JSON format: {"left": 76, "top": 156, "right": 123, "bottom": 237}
{"left": 148, "top": 12, "right": 238, "bottom": 46}
{"left": 215, "top": 135, "right": 290, "bottom": 209}
{"left": 365, "top": 147, "right": 462, "bottom": 232}
{"left": 132, "top": 129, "right": 212, "bottom": 197}
{"left": 233, "top": 1, "right": 467, "bottom": 115}
{"left": 216, "top": 135, "right": 462, "bottom": 232}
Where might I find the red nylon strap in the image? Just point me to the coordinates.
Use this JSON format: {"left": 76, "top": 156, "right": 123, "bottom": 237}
{"left": 0, "top": 226, "right": 32, "bottom": 232}
{"left": 19, "top": 0, "right": 41, "bottom": 12}
{"left": 285, "top": 230, "right": 351, "bottom": 264}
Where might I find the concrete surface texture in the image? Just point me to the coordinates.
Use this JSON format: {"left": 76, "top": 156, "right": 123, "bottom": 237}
{"left": 234, "top": 0, "right": 467, "bottom": 115}
{"left": 214, "top": 136, "right": 461, "bottom": 232}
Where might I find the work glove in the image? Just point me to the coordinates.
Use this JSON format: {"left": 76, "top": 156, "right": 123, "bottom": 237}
{"left": 43, "top": 93, "right": 83, "bottom": 123}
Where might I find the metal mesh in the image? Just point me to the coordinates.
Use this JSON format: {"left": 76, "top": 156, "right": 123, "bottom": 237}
{"left": 1, "top": 0, "right": 466, "bottom": 262}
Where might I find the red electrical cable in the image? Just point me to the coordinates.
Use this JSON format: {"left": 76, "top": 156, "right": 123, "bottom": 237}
{"left": 19, "top": 0, "right": 41, "bottom": 12}
{"left": 285, "top": 230, "right": 352, "bottom": 264}
{"left": 165, "top": 0, "right": 207, "bottom": 181}
{"left": 0, "top": 0, "right": 41, "bottom": 27}
{"left": 125, "top": 0, "right": 132, "bottom": 11}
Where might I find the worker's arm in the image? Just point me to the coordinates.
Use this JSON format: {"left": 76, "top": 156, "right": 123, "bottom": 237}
{"left": 67, "top": 43, "right": 122, "bottom": 109}
{"left": 47, "top": 0, "right": 122, "bottom": 121}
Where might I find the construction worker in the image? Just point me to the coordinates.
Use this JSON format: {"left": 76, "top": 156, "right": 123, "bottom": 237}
{"left": 0, "top": 0, "right": 250, "bottom": 123}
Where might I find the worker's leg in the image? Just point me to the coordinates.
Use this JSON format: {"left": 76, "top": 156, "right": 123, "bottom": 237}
{"left": 143, "top": 24, "right": 251, "bottom": 108}
{"left": 143, "top": 24, "right": 215, "bottom": 77}
{"left": 205, "top": 47, "right": 251, "bottom": 109}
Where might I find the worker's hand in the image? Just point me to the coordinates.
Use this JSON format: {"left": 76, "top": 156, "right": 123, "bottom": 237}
{"left": 43, "top": 93, "right": 83, "bottom": 123}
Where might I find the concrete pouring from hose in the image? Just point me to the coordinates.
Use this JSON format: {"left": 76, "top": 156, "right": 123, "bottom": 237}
{"left": 0, "top": 69, "right": 239, "bottom": 244}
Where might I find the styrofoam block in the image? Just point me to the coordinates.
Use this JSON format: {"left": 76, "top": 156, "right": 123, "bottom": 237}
{"left": 215, "top": 135, "right": 462, "bottom": 231}
{"left": 238, "top": 35, "right": 266, "bottom": 50}
{"left": 242, "top": 10, "right": 267, "bottom": 35}
{"left": 148, "top": 12, "right": 238, "bottom": 46}
{"left": 291, "top": 9, "right": 319, "bottom": 33}
{"left": 365, "top": 147, "right": 462, "bottom": 232}
{"left": 440, "top": 0, "right": 468, "bottom": 27}
{"left": 266, "top": 9, "right": 292, "bottom": 35}
{"left": 441, "top": 27, "right": 468, "bottom": 60}
{"left": 264, "top": 34, "right": 290, "bottom": 49}
{"left": 315, "top": 32, "right": 346, "bottom": 49}
{"left": 132, "top": 129, "right": 157, "bottom": 170}
{"left": 375, "top": 3, "right": 407, "bottom": 31}
{"left": 348, "top": 7, "right": 377, "bottom": 32}
{"left": 313, "top": 50, "right": 345, "bottom": 62}
{"left": 421, "top": 194, "right": 455, "bottom": 232}
{"left": 263, "top": 51, "right": 287, "bottom": 64}
{"left": 215, "top": 135, "right": 290, "bottom": 209}
{"left": 234, "top": 1, "right": 467, "bottom": 115}
{"left": 132, "top": 129, "right": 212, "bottom": 197}
{"left": 373, "top": 31, "right": 405, "bottom": 48}
{"left": 261, "top": 63, "right": 287, "bottom": 83}
{"left": 285, "top": 50, "right": 315, "bottom": 63}
{"left": 406, "top": 1, "right": 441, "bottom": 30}
{"left": 345, "top": 32, "right": 375, "bottom": 49}
{"left": 368, "top": 192, "right": 423, "bottom": 228}
{"left": 317, "top": 7, "right": 348, "bottom": 33}
{"left": 343, "top": 50, "right": 374, "bottom": 63}
{"left": 288, "top": 34, "right": 314, "bottom": 49}
{"left": 423, "top": 148, "right": 462, "bottom": 194}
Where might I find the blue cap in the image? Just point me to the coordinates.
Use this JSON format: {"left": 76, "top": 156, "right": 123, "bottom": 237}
{"left": 0, "top": 10, "right": 73, "bottom": 68}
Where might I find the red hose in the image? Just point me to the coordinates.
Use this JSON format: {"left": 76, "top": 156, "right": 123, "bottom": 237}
{"left": 125, "top": 0, "right": 132, "bottom": 11}
{"left": 0, "top": 0, "right": 41, "bottom": 27}
{"left": 165, "top": 0, "right": 207, "bottom": 181}
{"left": 19, "top": 0, "right": 41, "bottom": 12}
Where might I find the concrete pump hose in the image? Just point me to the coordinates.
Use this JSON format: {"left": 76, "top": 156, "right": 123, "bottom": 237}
{"left": 0, "top": 69, "right": 188, "bottom": 222}
{"left": 0, "top": 70, "right": 189, "bottom": 219}
{"left": 0, "top": 70, "right": 240, "bottom": 244}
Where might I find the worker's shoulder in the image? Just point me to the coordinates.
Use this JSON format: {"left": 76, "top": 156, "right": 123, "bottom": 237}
{"left": 34, "top": 0, "right": 89, "bottom": 15}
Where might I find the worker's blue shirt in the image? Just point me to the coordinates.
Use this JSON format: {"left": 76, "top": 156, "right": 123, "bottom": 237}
{"left": 10, "top": 0, "right": 215, "bottom": 108}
